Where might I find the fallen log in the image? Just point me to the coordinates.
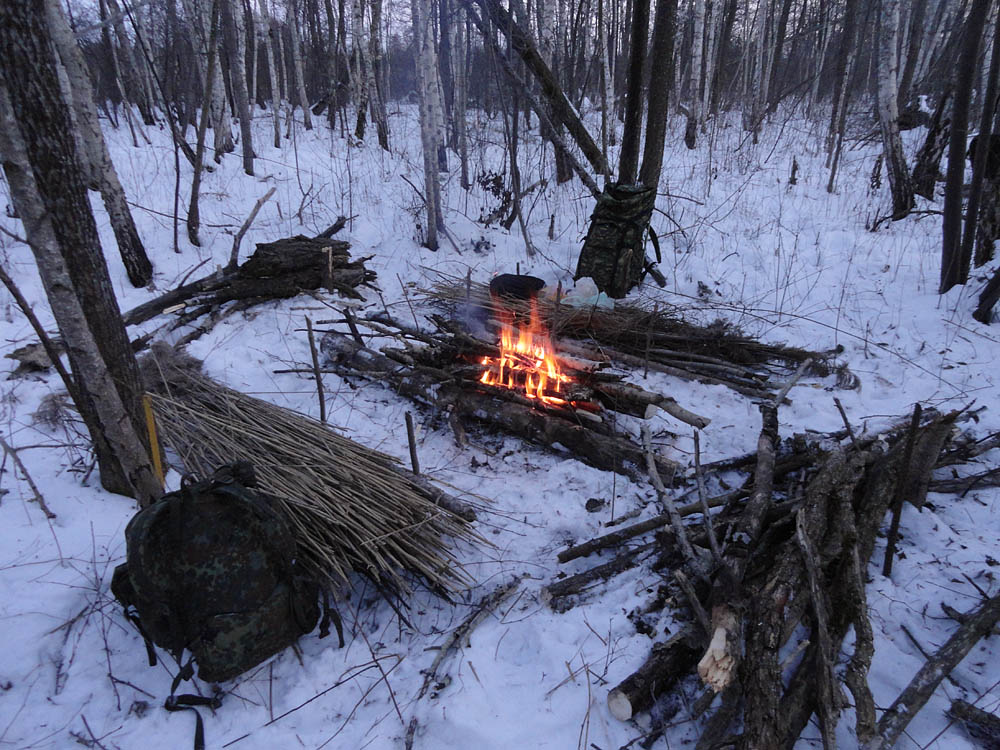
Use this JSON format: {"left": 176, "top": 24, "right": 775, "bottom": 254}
{"left": 607, "top": 627, "right": 703, "bottom": 721}
{"left": 948, "top": 699, "right": 1000, "bottom": 749}
{"left": 124, "top": 235, "right": 372, "bottom": 327}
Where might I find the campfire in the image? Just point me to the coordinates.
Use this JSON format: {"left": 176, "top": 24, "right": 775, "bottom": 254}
{"left": 478, "top": 297, "right": 575, "bottom": 407}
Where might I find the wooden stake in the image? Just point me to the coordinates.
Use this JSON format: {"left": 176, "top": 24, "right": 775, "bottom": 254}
{"left": 882, "top": 403, "right": 921, "bottom": 577}
{"left": 343, "top": 307, "right": 364, "bottom": 346}
{"left": 306, "top": 317, "right": 326, "bottom": 423}
{"left": 405, "top": 411, "right": 420, "bottom": 475}
{"left": 142, "top": 394, "right": 165, "bottom": 488}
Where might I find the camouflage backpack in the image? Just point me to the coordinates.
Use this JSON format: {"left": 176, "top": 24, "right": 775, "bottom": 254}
{"left": 575, "top": 182, "right": 659, "bottom": 299}
{"left": 112, "top": 461, "right": 321, "bottom": 730}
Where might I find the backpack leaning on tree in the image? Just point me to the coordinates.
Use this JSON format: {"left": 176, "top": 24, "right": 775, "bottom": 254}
{"left": 111, "top": 461, "right": 326, "bottom": 749}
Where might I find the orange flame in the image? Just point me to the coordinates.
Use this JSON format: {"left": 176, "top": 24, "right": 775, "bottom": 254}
{"left": 480, "top": 298, "right": 573, "bottom": 406}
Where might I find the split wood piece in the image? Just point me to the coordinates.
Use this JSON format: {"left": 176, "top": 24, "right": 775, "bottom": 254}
{"left": 861, "top": 592, "right": 1000, "bottom": 750}
{"left": 591, "top": 381, "right": 710, "bottom": 428}
{"left": 555, "top": 338, "right": 777, "bottom": 401}
{"left": 542, "top": 543, "right": 655, "bottom": 613}
{"left": 122, "top": 235, "right": 371, "bottom": 328}
{"left": 320, "top": 333, "right": 682, "bottom": 483}
{"left": 948, "top": 699, "right": 1000, "bottom": 748}
{"left": 606, "top": 627, "right": 703, "bottom": 721}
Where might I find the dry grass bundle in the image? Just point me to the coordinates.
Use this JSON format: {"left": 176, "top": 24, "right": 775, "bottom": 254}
{"left": 426, "top": 276, "right": 825, "bottom": 373}
{"left": 141, "top": 344, "right": 480, "bottom": 599}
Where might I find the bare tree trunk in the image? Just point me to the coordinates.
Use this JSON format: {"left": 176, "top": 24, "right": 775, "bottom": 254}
{"left": 453, "top": 10, "right": 470, "bottom": 187}
{"left": 0, "top": 9, "right": 160, "bottom": 505}
{"left": 368, "top": 0, "right": 389, "bottom": 149}
{"left": 221, "top": 0, "right": 255, "bottom": 174}
{"left": 351, "top": 0, "right": 370, "bottom": 139}
{"left": 188, "top": 0, "right": 221, "bottom": 246}
{"left": 413, "top": 0, "right": 443, "bottom": 249}
{"left": 966, "top": 5, "right": 1000, "bottom": 267}
{"left": 183, "top": 0, "right": 236, "bottom": 158}
{"left": 942, "top": 0, "right": 990, "bottom": 294}
{"left": 686, "top": 0, "right": 705, "bottom": 147}
{"left": 45, "top": 0, "right": 154, "bottom": 288}
{"left": 618, "top": 0, "right": 649, "bottom": 181}
{"left": 877, "top": 0, "right": 914, "bottom": 220}
{"left": 638, "top": 0, "right": 677, "bottom": 188}
{"left": 897, "top": 0, "right": 928, "bottom": 106}
{"left": 287, "top": 0, "right": 314, "bottom": 129}
{"left": 259, "top": 0, "right": 282, "bottom": 147}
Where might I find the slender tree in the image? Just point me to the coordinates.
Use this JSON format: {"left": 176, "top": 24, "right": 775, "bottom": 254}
{"left": 638, "top": 0, "right": 678, "bottom": 188}
{"left": 45, "top": 0, "right": 154, "bottom": 287}
{"left": 877, "top": 0, "right": 915, "bottom": 220}
{"left": 0, "top": 1, "right": 160, "bottom": 504}
{"left": 618, "top": 0, "right": 649, "bottom": 182}
{"left": 942, "top": 0, "right": 991, "bottom": 293}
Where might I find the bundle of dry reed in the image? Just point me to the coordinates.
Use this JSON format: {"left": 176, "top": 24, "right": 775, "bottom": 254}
{"left": 142, "top": 344, "right": 479, "bottom": 599}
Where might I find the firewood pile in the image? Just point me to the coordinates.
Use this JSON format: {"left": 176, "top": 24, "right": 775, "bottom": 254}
{"left": 316, "top": 277, "right": 850, "bottom": 484}
{"left": 547, "top": 399, "right": 1000, "bottom": 749}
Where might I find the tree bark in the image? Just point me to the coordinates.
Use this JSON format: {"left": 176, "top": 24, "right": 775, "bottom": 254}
{"left": 877, "top": 0, "right": 914, "bottom": 221}
{"left": 0, "top": 8, "right": 160, "bottom": 505}
{"left": 638, "top": 0, "right": 677, "bottom": 188}
{"left": 413, "top": 0, "right": 442, "bottom": 249}
{"left": 44, "top": 0, "right": 154, "bottom": 287}
{"left": 287, "top": 0, "right": 314, "bottom": 129}
{"left": 617, "top": 0, "right": 649, "bottom": 181}
{"left": 220, "top": 0, "right": 255, "bottom": 174}
{"left": 941, "top": 0, "right": 990, "bottom": 293}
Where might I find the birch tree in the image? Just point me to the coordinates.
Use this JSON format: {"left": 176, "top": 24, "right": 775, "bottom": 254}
{"left": 259, "top": 0, "right": 283, "bottom": 147}
{"left": 221, "top": 0, "right": 255, "bottom": 174}
{"left": 183, "top": 0, "right": 236, "bottom": 158}
{"left": 876, "top": 0, "right": 914, "bottom": 220}
{"left": 287, "top": 0, "right": 314, "bottom": 129}
{"left": 45, "top": 0, "right": 154, "bottom": 287}
{"left": 413, "top": 0, "right": 444, "bottom": 249}
{"left": 0, "top": 2, "right": 160, "bottom": 505}
{"left": 686, "top": 0, "right": 706, "bottom": 148}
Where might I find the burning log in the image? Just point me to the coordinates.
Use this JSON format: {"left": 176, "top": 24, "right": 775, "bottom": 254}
{"left": 319, "top": 333, "right": 683, "bottom": 482}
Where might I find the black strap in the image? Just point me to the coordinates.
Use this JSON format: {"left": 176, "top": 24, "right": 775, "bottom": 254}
{"left": 123, "top": 607, "right": 158, "bottom": 667}
{"left": 165, "top": 659, "right": 223, "bottom": 750}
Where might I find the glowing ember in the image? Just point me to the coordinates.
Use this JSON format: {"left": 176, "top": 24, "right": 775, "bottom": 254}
{"left": 480, "top": 298, "right": 573, "bottom": 406}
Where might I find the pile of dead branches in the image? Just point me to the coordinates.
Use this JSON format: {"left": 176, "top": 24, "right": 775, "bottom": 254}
{"left": 425, "top": 277, "right": 855, "bottom": 400}
{"left": 141, "top": 344, "right": 479, "bottom": 601}
{"left": 319, "top": 318, "right": 697, "bottom": 482}
{"left": 545, "top": 397, "right": 1000, "bottom": 749}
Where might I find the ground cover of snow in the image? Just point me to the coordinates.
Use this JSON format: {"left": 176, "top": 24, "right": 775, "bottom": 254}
{"left": 0, "top": 103, "right": 997, "bottom": 750}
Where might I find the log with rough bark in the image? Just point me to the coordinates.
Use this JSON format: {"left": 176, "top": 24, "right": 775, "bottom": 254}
{"left": 123, "top": 236, "right": 373, "bottom": 327}
{"left": 601, "top": 405, "right": 972, "bottom": 749}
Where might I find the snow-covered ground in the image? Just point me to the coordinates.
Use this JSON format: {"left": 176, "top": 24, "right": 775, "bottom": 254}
{"left": 0, "top": 104, "right": 997, "bottom": 749}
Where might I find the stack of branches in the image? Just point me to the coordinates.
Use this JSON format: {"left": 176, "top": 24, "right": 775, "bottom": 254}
{"left": 318, "top": 316, "right": 702, "bottom": 483}
{"left": 424, "top": 276, "right": 855, "bottom": 401}
{"left": 545, "top": 397, "right": 1000, "bottom": 749}
{"left": 8, "top": 229, "right": 376, "bottom": 373}
{"left": 141, "top": 344, "right": 480, "bottom": 602}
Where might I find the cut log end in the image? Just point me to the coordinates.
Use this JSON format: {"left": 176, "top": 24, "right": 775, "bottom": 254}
{"left": 608, "top": 688, "right": 634, "bottom": 721}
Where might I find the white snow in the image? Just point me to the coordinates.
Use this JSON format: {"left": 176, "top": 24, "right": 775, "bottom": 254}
{"left": 0, "top": 104, "right": 998, "bottom": 750}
